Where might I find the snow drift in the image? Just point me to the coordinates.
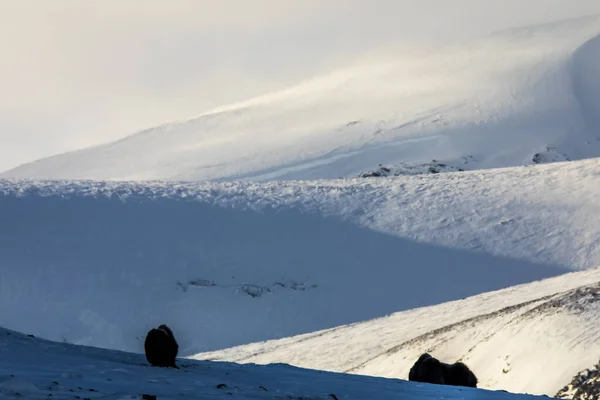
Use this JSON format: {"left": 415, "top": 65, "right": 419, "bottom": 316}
{"left": 1, "top": 157, "right": 600, "bottom": 357}
{"left": 194, "top": 267, "right": 600, "bottom": 397}
{"left": 3, "top": 15, "right": 600, "bottom": 181}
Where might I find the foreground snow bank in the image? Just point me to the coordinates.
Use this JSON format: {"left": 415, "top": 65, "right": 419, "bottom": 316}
{"left": 0, "top": 327, "right": 553, "bottom": 400}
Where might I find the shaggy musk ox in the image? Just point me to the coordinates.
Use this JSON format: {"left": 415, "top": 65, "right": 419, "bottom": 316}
{"left": 144, "top": 324, "right": 179, "bottom": 368}
{"left": 444, "top": 361, "right": 478, "bottom": 387}
{"left": 409, "top": 353, "right": 444, "bottom": 385}
{"left": 408, "top": 353, "right": 477, "bottom": 388}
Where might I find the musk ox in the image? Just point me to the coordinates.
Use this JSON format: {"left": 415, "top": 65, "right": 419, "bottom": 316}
{"left": 443, "top": 361, "right": 478, "bottom": 387}
{"left": 408, "top": 353, "right": 477, "bottom": 388}
{"left": 409, "top": 353, "right": 445, "bottom": 385}
{"left": 144, "top": 324, "right": 179, "bottom": 368}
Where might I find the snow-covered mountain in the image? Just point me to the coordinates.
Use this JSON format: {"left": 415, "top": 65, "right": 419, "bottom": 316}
{"left": 0, "top": 327, "right": 551, "bottom": 400}
{"left": 2, "top": 13, "right": 600, "bottom": 400}
{"left": 1, "top": 157, "right": 599, "bottom": 359}
{"left": 193, "top": 267, "right": 600, "bottom": 397}
{"left": 3, "top": 15, "right": 600, "bottom": 181}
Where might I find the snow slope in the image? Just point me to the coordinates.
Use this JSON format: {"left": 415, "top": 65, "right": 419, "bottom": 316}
{"left": 3, "top": 15, "right": 600, "bottom": 181}
{"left": 193, "top": 267, "right": 600, "bottom": 397}
{"left": 0, "top": 328, "right": 551, "bottom": 400}
{"left": 1, "top": 158, "right": 599, "bottom": 358}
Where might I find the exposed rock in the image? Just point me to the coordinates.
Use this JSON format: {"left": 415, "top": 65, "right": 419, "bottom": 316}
{"left": 359, "top": 161, "right": 464, "bottom": 178}
{"left": 556, "top": 361, "right": 600, "bottom": 399}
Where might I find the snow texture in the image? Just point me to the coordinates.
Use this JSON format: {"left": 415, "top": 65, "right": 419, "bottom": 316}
{"left": 195, "top": 267, "right": 600, "bottom": 397}
{"left": 3, "top": 15, "right": 600, "bottom": 181}
{"left": 1, "top": 14, "right": 600, "bottom": 400}
{"left": 1, "top": 157, "right": 600, "bottom": 358}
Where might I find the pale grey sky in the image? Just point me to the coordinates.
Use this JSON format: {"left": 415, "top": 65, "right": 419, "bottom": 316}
{"left": 1, "top": 0, "right": 599, "bottom": 171}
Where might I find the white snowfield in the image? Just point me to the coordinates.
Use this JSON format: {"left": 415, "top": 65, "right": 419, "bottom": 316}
{"left": 0, "top": 157, "right": 599, "bottom": 359}
{"left": 0, "top": 328, "right": 551, "bottom": 400}
{"left": 2, "top": 15, "right": 600, "bottom": 181}
{"left": 194, "top": 267, "right": 600, "bottom": 397}
{"left": 2, "top": 13, "right": 600, "bottom": 400}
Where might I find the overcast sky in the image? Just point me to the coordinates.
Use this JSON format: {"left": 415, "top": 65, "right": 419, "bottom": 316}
{"left": 1, "top": 0, "right": 599, "bottom": 172}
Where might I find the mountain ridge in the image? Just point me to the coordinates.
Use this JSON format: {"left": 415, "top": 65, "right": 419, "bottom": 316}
{"left": 3, "top": 15, "right": 600, "bottom": 181}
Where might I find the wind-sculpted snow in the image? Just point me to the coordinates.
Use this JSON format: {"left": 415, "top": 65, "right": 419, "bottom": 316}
{"left": 0, "top": 158, "right": 599, "bottom": 357}
{"left": 3, "top": 15, "right": 600, "bottom": 181}
{"left": 194, "top": 267, "right": 600, "bottom": 397}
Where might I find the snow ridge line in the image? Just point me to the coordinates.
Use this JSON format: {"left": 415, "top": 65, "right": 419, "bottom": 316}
{"left": 343, "top": 286, "right": 588, "bottom": 373}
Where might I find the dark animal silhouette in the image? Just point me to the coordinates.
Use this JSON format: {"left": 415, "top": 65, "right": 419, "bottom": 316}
{"left": 443, "top": 361, "right": 478, "bottom": 387}
{"left": 144, "top": 324, "right": 179, "bottom": 368}
{"left": 408, "top": 353, "right": 477, "bottom": 388}
{"left": 409, "top": 353, "right": 445, "bottom": 385}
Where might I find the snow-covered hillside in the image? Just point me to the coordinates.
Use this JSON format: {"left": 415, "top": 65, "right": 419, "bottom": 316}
{"left": 1, "top": 157, "right": 599, "bottom": 359}
{"left": 3, "top": 15, "right": 600, "bottom": 181}
{"left": 0, "top": 328, "right": 552, "bottom": 400}
{"left": 193, "top": 267, "right": 600, "bottom": 397}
